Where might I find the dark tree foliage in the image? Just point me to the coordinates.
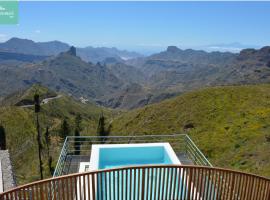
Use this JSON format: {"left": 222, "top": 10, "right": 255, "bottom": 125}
{"left": 48, "top": 156, "right": 54, "bottom": 176}
{"left": 74, "top": 114, "right": 82, "bottom": 155}
{"left": 97, "top": 113, "right": 106, "bottom": 137}
{"left": 75, "top": 114, "right": 82, "bottom": 131}
{"left": 34, "top": 94, "right": 40, "bottom": 113}
{"left": 45, "top": 126, "right": 50, "bottom": 148}
{"left": 60, "top": 119, "right": 70, "bottom": 139}
{"left": 0, "top": 125, "right": 6, "bottom": 150}
{"left": 34, "top": 93, "right": 43, "bottom": 179}
{"left": 74, "top": 129, "right": 81, "bottom": 155}
{"left": 97, "top": 112, "right": 111, "bottom": 144}
{"left": 45, "top": 127, "right": 53, "bottom": 176}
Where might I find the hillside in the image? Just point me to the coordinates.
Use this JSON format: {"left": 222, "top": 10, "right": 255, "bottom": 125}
{"left": 0, "top": 86, "right": 112, "bottom": 184}
{"left": 1, "top": 39, "right": 270, "bottom": 110}
{"left": 1, "top": 84, "right": 57, "bottom": 106}
{"left": 0, "top": 47, "right": 125, "bottom": 100}
{"left": 111, "top": 84, "right": 270, "bottom": 177}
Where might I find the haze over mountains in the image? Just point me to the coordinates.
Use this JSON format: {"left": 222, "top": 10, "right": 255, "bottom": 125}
{"left": 0, "top": 38, "right": 143, "bottom": 63}
{"left": 1, "top": 37, "right": 270, "bottom": 109}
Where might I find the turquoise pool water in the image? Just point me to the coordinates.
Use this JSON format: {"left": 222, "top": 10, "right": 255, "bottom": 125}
{"left": 94, "top": 144, "right": 191, "bottom": 199}
{"left": 99, "top": 146, "right": 174, "bottom": 169}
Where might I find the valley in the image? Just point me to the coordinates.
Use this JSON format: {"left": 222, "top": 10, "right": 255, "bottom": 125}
{"left": 0, "top": 37, "right": 270, "bottom": 183}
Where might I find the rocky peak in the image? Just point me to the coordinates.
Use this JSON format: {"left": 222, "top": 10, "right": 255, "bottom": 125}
{"left": 66, "top": 46, "right": 76, "bottom": 56}
{"left": 167, "top": 46, "right": 181, "bottom": 53}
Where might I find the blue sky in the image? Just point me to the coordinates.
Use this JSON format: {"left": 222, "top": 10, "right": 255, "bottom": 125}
{"left": 1, "top": 1, "right": 270, "bottom": 54}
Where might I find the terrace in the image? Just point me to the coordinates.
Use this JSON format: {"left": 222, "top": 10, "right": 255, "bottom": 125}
{"left": 1, "top": 134, "right": 270, "bottom": 199}
{"left": 53, "top": 134, "right": 212, "bottom": 177}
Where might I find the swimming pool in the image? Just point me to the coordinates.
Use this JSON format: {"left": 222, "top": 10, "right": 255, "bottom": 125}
{"left": 82, "top": 143, "right": 186, "bottom": 199}
{"left": 77, "top": 144, "right": 210, "bottom": 199}
{"left": 89, "top": 143, "right": 181, "bottom": 170}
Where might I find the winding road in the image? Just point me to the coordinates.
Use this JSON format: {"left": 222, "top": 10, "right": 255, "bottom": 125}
{"left": 20, "top": 95, "right": 62, "bottom": 108}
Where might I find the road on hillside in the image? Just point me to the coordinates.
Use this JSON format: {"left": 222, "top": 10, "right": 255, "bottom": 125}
{"left": 20, "top": 95, "right": 62, "bottom": 108}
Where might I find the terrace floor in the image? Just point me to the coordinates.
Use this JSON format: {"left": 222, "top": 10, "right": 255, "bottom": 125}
{"left": 61, "top": 152, "right": 194, "bottom": 175}
{"left": 54, "top": 135, "right": 211, "bottom": 177}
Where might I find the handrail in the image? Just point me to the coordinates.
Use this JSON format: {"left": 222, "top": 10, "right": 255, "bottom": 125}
{"left": 53, "top": 134, "right": 212, "bottom": 177}
{"left": 1, "top": 165, "right": 270, "bottom": 199}
{"left": 185, "top": 135, "right": 213, "bottom": 167}
{"left": 53, "top": 137, "right": 68, "bottom": 177}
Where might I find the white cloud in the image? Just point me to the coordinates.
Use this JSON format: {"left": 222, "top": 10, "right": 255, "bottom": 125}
{"left": 34, "top": 30, "right": 41, "bottom": 34}
{"left": 0, "top": 34, "right": 7, "bottom": 42}
{"left": 207, "top": 46, "right": 242, "bottom": 52}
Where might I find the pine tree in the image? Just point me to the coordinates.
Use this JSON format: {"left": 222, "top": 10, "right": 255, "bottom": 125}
{"left": 34, "top": 93, "right": 43, "bottom": 179}
{"left": 45, "top": 127, "right": 53, "bottom": 175}
{"left": 97, "top": 112, "right": 106, "bottom": 137}
{"left": 0, "top": 125, "right": 6, "bottom": 150}
{"left": 97, "top": 112, "right": 111, "bottom": 144}
{"left": 74, "top": 114, "right": 82, "bottom": 155}
{"left": 60, "top": 119, "right": 70, "bottom": 139}
{"left": 45, "top": 126, "right": 50, "bottom": 156}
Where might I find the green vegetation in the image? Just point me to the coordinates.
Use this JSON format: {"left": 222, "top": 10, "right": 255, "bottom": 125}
{"left": 2, "top": 83, "right": 270, "bottom": 184}
{"left": 111, "top": 84, "right": 270, "bottom": 177}
{"left": 0, "top": 85, "right": 112, "bottom": 184}
{"left": 2, "top": 84, "right": 57, "bottom": 106}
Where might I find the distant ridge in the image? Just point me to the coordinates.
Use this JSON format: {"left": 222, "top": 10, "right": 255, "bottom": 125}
{"left": 0, "top": 37, "right": 143, "bottom": 63}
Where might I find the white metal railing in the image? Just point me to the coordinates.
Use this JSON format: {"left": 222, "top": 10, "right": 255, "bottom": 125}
{"left": 53, "top": 134, "right": 212, "bottom": 177}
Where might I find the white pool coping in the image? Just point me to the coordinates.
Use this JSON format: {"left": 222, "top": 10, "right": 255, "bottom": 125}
{"left": 88, "top": 142, "right": 181, "bottom": 171}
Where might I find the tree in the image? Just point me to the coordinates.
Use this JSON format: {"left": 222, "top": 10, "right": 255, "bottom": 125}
{"left": 74, "top": 114, "right": 82, "bottom": 155}
{"left": 60, "top": 119, "right": 70, "bottom": 139}
{"left": 0, "top": 125, "right": 6, "bottom": 150}
{"left": 45, "top": 127, "right": 54, "bottom": 175}
{"left": 97, "top": 112, "right": 111, "bottom": 144}
{"left": 34, "top": 93, "right": 43, "bottom": 179}
{"left": 45, "top": 126, "right": 50, "bottom": 156}
{"left": 97, "top": 112, "right": 106, "bottom": 137}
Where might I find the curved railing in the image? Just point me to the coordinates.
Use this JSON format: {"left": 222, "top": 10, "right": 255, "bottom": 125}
{"left": 1, "top": 165, "right": 270, "bottom": 200}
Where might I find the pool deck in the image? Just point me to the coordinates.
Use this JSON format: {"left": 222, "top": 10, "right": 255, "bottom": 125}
{"left": 61, "top": 152, "right": 194, "bottom": 175}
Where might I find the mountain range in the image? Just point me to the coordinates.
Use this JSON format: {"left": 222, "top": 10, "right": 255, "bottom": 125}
{"left": 0, "top": 38, "right": 143, "bottom": 63}
{"left": 1, "top": 37, "right": 270, "bottom": 181}
{"left": 1, "top": 37, "right": 270, "bottom": 109}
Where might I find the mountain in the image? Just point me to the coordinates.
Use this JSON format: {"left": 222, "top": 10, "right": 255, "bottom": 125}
{"left": 103, "top": 60, "right": 146, "bottom": 84}
{"left": 213, "top": 46, "right": 270, "bottom": 85}
{"left": 1, "top": 40, "right": 270, "bottom": 110}
{"left": 77, "top": 46, "right": 143, "bottom": 63}
{"left": 0, "top": 37, "right": 70, "bottom": 56}
{"left": 0, "top": 38, "right": 143, "bottom": 63}
{"left": 111, "top": 84, "right": 270, "bottom": 177}
{"left": 0, "top": 51, "right": 48, "bottom": 63}
{"left": 0, "top": 47, "right": 124, "bottom": 100}
{"left": 126, "top": 45, "right": 270, "bottom": 94}
{"left": 98, "top": 83, "right": 178, "bottom": 109}
{"left": 127, "top": 46, "right": 236, "bottom": 76}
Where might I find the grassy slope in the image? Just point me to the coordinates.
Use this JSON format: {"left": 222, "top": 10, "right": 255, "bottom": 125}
{"left": 1, "top": 84, "right": 57, "bottom": 106}
{"left": 111, "top": 84, "right": 270, "bottom": 177}
{"left": 0, "top": 94, "right": 111, "bottom": 184}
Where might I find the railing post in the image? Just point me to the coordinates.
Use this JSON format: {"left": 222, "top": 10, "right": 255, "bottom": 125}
{"left": 141, "top": 168, "right": 145, "bottom": 200}
{"left": 229, "top": 173, "right": 235, "bottom": 200}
